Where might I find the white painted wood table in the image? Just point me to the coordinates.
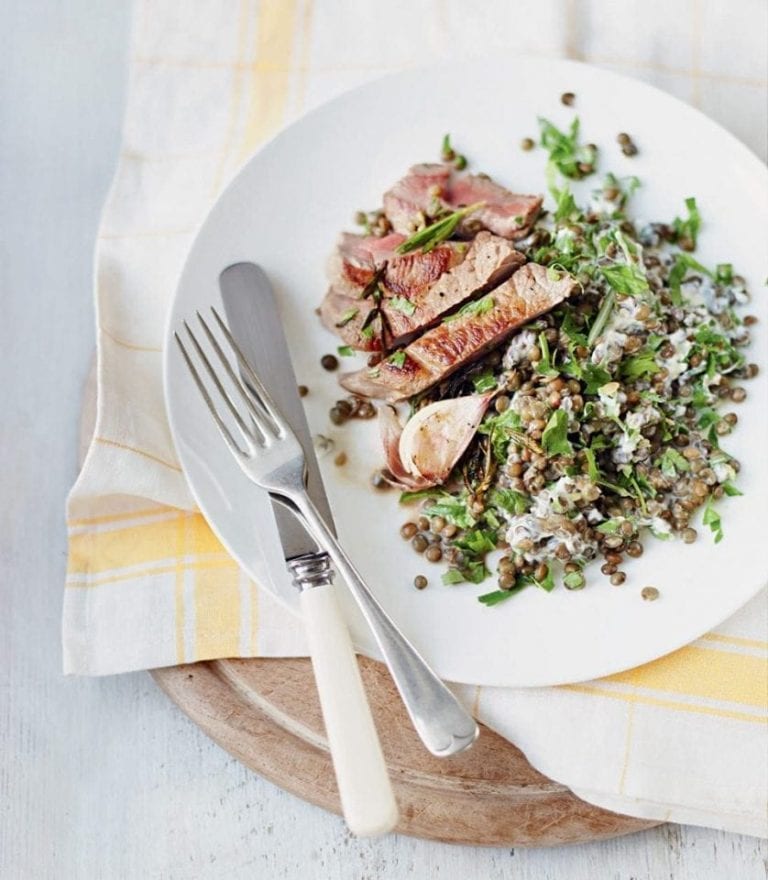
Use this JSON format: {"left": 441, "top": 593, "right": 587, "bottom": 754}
{"left": 1, "top": 2, "right": 765, "bottom": 877}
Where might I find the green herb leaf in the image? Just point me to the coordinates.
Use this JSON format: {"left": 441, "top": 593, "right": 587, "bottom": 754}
{"left": 560, "top": 311, "right": 588, "bottom": 346}
{"left": 334, "top": 307, "right": 358, "bottom": 328}
{"left": 583, "top": 447, "right": 600, "bottom": 482}
{"left": 337, "top": 345, "right": 354, "bottom": 357}
{"left": 541, "top": 409, "right": 574, "bottom": 456}
{"left": 533, "top": 567, "right": 556, "bottom": 592}
{"left": 538, "top": 116, "right": 597, "bottom": 181}
{"left": 472, "top": 369, "right": 498, "bottom": 393}
{"left": 659, "top": 448, "right": 690, "bottom": 478}
{"left": 395, "top": 202, "right": 485, "bottom": 255}
{"left": 553, "top": 186, "right": 581, "bottom": 223}
{"left": 587, "top": 290, "right": 616, "bottom": 347}
{"left": 582, "top": 363, "right": 612, "bottom": 394}
{"left": 715, "top": 263, "right": 733, "bottom": 285}
{"left": 454, "top": 529, "right": 498, "bottom": 556}
{"left": 443, "top": 294, "right": 495, "bottom": 323}
{"left": 387, "top": 350, "right": 407, "bottom": 368}
{"left": 723, "top": 481, "right": 743, "bottom": 497}
{"left": 702, "top": 496, "right": 723, "bottom": 543}
{"left": 596, "top": 519, "right": 621, "bottom": 534}
{"left": 423, "top": 497, "right": 476, "bottom": 529}
{"left": 478, "top": 587, "right": 523, "bottom": 606}
{"left": 672, "top": 196, "right": 701, "bottom": 249}
{"left": 478, "top": 408, "right": 524, "bottom": 462}
{"left": 360, "top": 324, "right": 375, "bottom": 341}
{"left": 536, "top": 332, "right": 559, "bottom": 377}
{"left": 442, "top": 569, "right": 465, "bottom": 585}
{"left": 563, "top": 570, "right": 586, "bottom": 590}
{"left": 399, "top": 489, "right": 439, "bottom": 504}
{"left": 600, "top": 263, "right": 649, "bottom": 296}
{"left": 668, "top": 253, "right": 712, "bottom": 305}
{"left": 388, "top": 296, "right": 416, "bottom": 316}
{"left": 462, "top": 560, "right": 491, "bottom": 584}
{"left": 488, "top": 488, "right": 530, "bottom": 516}
{"left": 620, "top": 350, "right": 661, "bottom": 380}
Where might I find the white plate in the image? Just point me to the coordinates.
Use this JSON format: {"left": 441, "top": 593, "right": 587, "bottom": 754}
{"left": 165, "top": 57, "right": 768, "bottom": 687}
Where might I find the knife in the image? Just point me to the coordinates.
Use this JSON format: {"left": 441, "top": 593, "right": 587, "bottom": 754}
{"left": 220, "top": 263, "right": 398, "bottom": 837}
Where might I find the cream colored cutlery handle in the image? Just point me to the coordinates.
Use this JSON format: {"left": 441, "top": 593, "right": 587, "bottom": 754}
{"left": 300, "top": 583, "right": 399, "bottom": 837}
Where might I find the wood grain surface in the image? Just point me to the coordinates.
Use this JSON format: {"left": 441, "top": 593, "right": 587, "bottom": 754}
{"left": 152, "top": 658, "right": 656, "bottom": 846}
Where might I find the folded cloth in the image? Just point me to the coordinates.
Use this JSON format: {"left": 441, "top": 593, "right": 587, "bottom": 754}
{"left": 65, "top": 0, "right": 768, "bottom": 837}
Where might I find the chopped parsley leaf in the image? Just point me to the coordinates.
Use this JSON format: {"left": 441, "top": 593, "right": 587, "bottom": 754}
{"left": 541, "top": 409, "right": 574, "bottom": 456}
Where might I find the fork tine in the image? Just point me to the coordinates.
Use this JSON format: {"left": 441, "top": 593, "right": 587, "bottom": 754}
{"left": 183, "top": 321, "right": 262, "bottom": 446}
{"left": 195, "top": 310, "right": 278, "bottom": 441}
{"left": 174, "top": 332, "right": 245, "bottom": 457}
{"left": 210, "top": 306, "right": 286, "bottom": 437}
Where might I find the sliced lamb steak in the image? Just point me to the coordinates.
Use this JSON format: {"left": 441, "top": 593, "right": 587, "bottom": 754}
{"left": 380, "top": 164, "right": 452, "bottom": 235}
{"left": 449, "top": 174, "right": 543, "bottom": 240}
{"left": 320, "top": 231, "right": 523, "bottom": 351}
{"left": 340, "top": 264, "right": 576, "bottom": 401}
{"left": 383, "top": 232, "right": 524, "bottom": 343}
{"left": 383, "top": 163, "right": 542, "bottom": 240}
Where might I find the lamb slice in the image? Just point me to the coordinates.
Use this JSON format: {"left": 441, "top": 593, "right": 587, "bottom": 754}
{"left": 381, "top": 232, "right": 524, "bottom": 344}
{"left": 334, "top": 231, "right": 406, "bottom": 291}
{"left": 382, "top": 164, "right": 542, "bottom": 241}
{"left": 449, "top": 174, "right": 542, "bottom": 240}
{"left": 318, "top": 289, "right": 381, "bottom": 352}
{"left": 321, "top": 237, "right": 466, "bottom": 351}
{"left": 340, "top": 264, "right": 575, "bottom": 401}
{"left": 382, "top": 164, "right": 452, "bottom": 234}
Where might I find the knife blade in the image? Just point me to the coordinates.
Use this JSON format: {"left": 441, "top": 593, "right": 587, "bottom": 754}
{"left": 219, "top": 262, "right": 336, "bottom": 559}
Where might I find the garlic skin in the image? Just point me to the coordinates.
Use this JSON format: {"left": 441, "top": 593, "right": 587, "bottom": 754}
{"left": 399, "top": 393, "right": 494, "bottom": 484}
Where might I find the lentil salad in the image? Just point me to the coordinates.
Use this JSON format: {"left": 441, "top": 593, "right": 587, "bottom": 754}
{"left": 320, "top": 111, "right": 758, "bottom": 606}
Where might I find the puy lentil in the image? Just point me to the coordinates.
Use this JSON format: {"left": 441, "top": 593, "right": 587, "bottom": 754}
{"left": 430, "top": 516, "right": 446, "bottom": 533}
{"left": 411, "top": 535, "right": 428, "bottom": 554}
{"left": 730, "top": 387, "right": 747, "bottom": 402}
{"left": 417, "top": 515, "right": 430, "bottom": 531}
{"left": 297, "top": 384, "right": 309, "bottom": 397}
{"left": 425, "top": 545, "right": 443, "bottom": 563}
{"left": 561, "top": 91, "right": 576, "bottom": 106}
{"left": 414, "top": 575, "right": 428, "bottom": 590}
{"left": 333, "top": 452, "right": 347, "bottom": 467}
{"left": 495, "top": 395, "right": 510, "bottom": 413}
{"left": 682, "top": 527, "right": 697, "bottom": 543}
{"left": 499, "top": 572, "right": 516, "bottom": 591}
{"left": 521, "top": 137, "right": 535, "bottom": 151}
{"left": 641, "top": 586, "right": 660, "bottom": 601}
{"left": 320, "top": 354, "right": 338, "bottom": 371}
{"left": 610, "top": 572, "right": 626, "bottom": 586}
{"left": 400, "top": 522, "right": 418, "bottom": 540}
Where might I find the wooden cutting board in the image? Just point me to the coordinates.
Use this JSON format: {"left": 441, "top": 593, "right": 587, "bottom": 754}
{"left": 80, "top": 364, "right": 657, "bottom": 846}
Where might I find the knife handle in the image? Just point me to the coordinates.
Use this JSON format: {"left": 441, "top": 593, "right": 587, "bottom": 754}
{"left": 289, "top": 555, "right": 399, "bottom": 837}
{"left": 292, "top": 496, "right": 479, "bottom": 758}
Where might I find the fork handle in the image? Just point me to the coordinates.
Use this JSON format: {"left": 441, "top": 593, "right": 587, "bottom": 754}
{"left": 288, "top": 555, "right": 398, "bottom": 837}
{"left": 292, "top": 495, "right": 479, "bottom": 758}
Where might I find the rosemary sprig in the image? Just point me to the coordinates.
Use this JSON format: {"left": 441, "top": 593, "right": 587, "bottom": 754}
{"left": 395, "top": 202, "right": 485, "bottom": 255}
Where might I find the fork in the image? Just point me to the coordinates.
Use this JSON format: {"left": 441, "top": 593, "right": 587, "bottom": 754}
{"left": 175, "top": 308, "right": 479, "bottom": 760}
